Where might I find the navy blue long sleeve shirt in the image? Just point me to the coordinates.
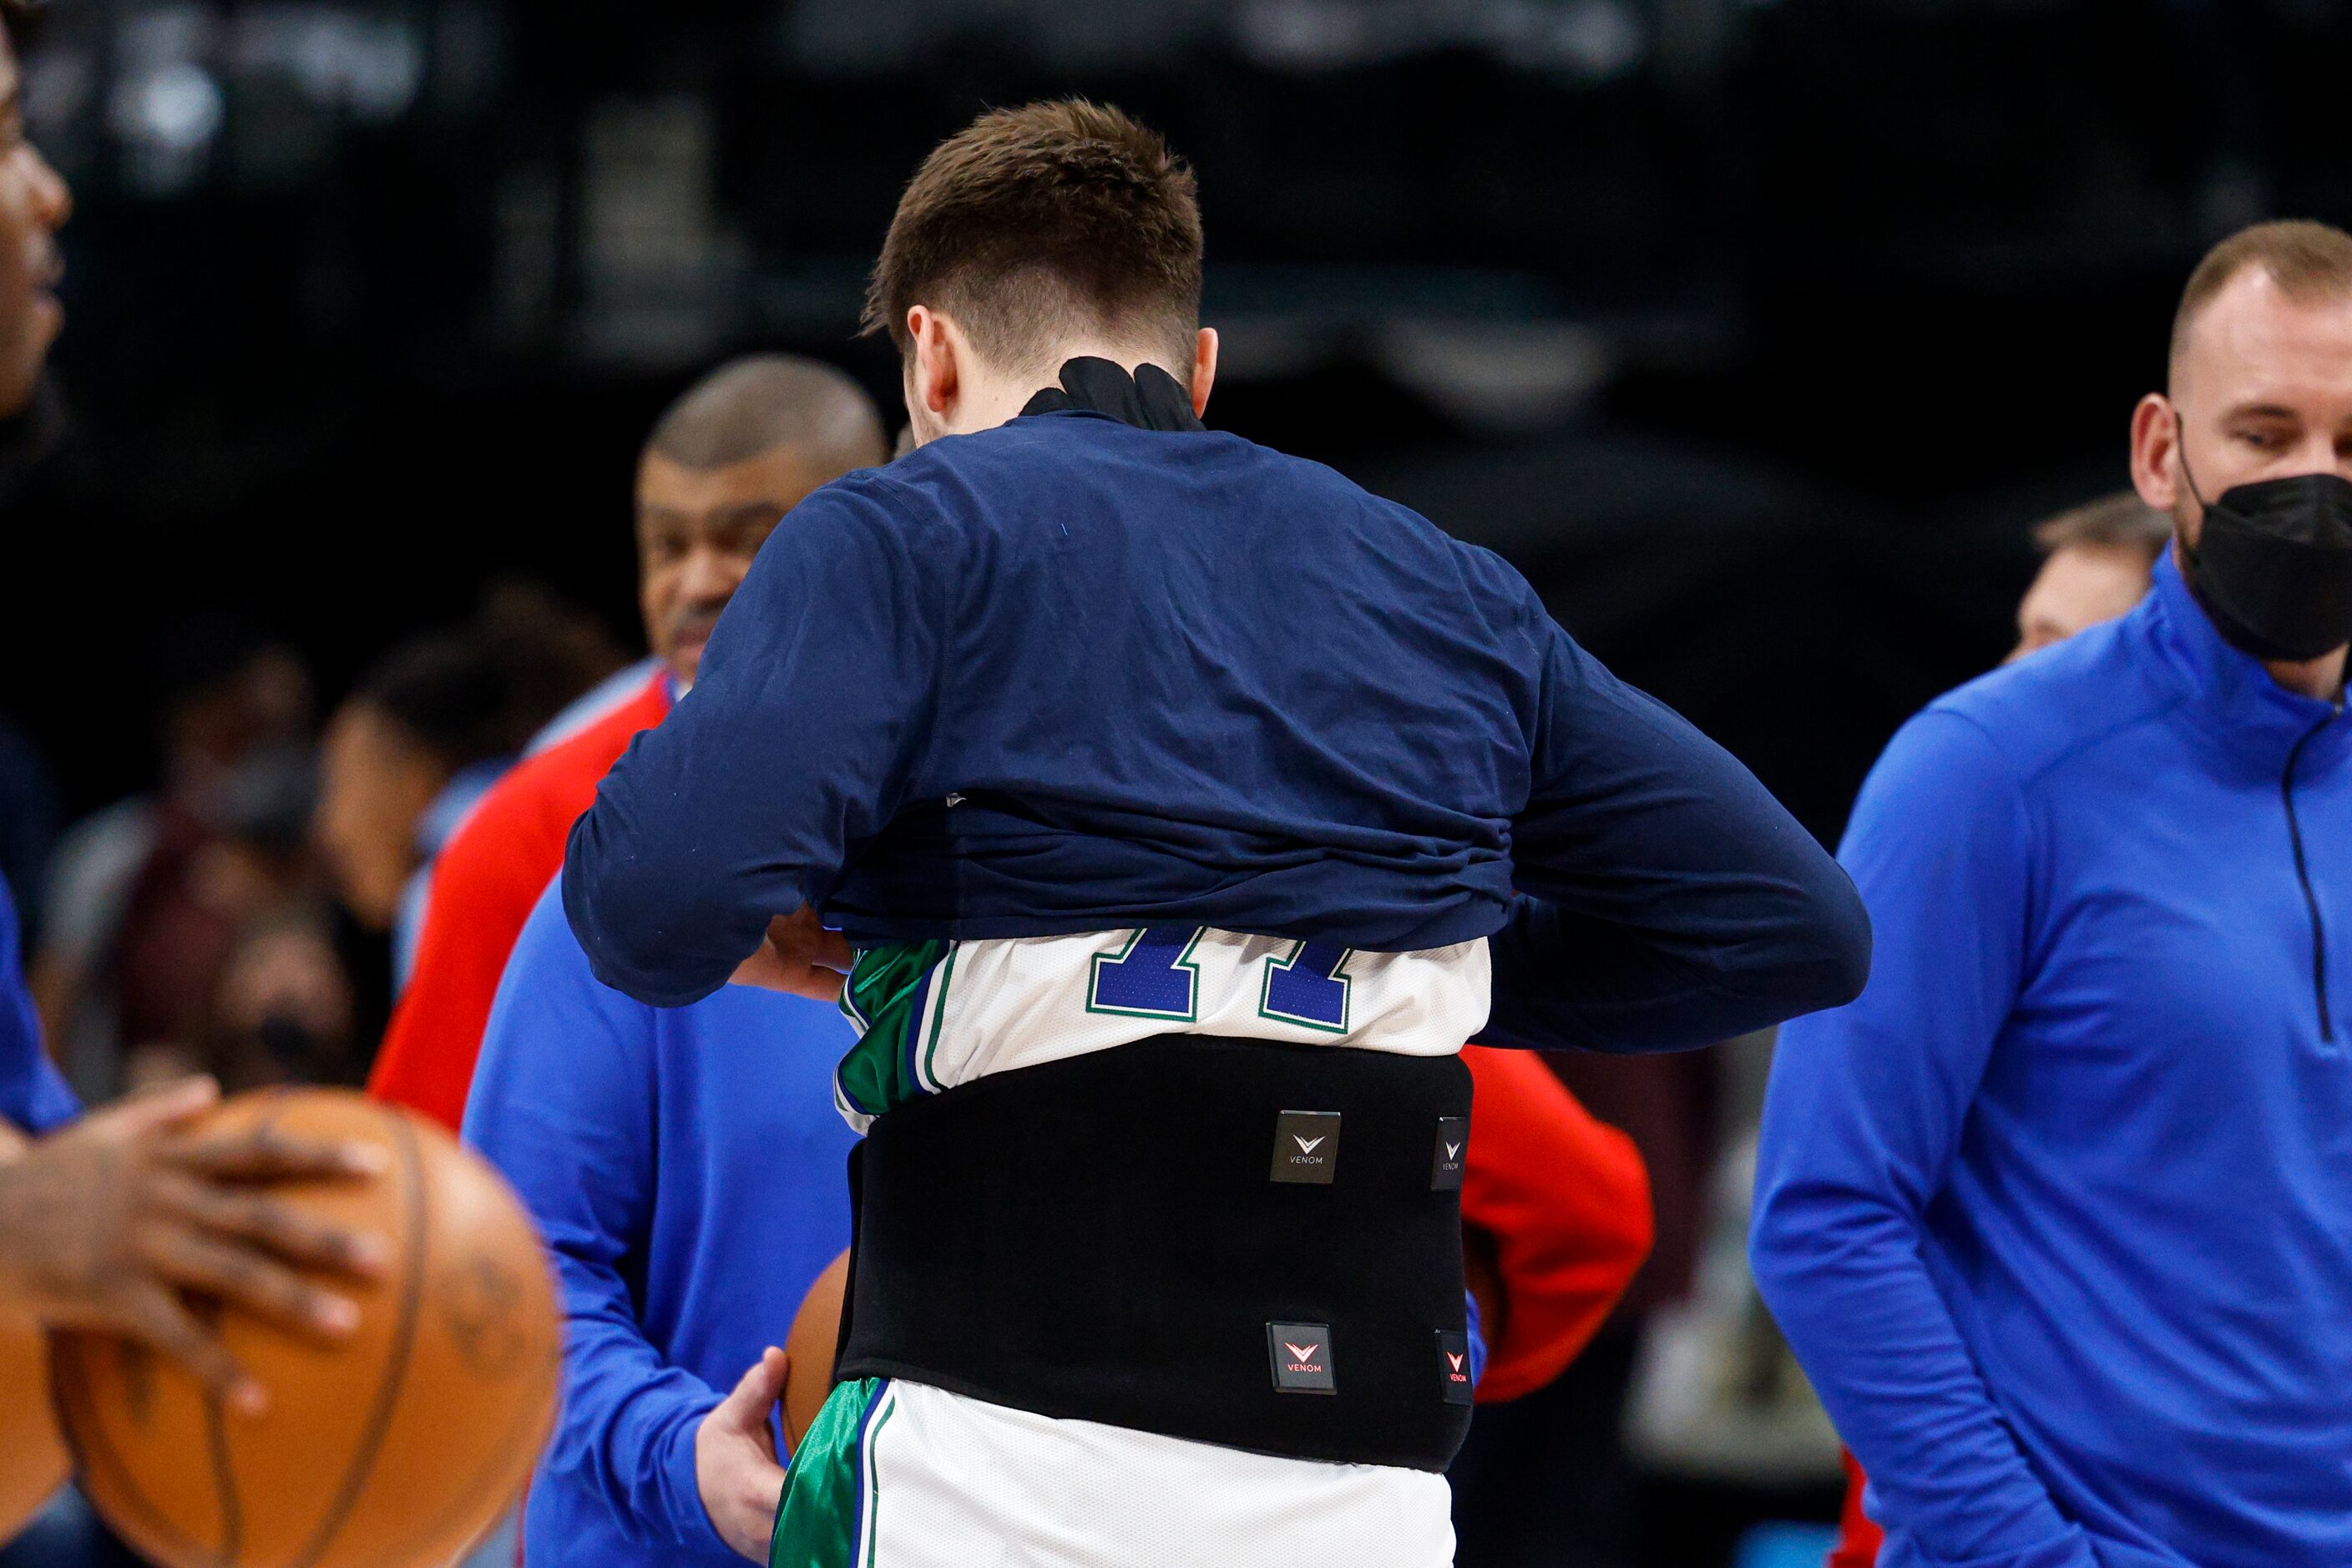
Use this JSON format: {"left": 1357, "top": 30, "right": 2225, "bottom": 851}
{"left": 463, "top": 882, "right": 857, "bottom": 1566}
{"left": 1753, "top": 553, "right": 2352, "bottom": 1568}
{"left": 565, "top": 407, "right": 1867, "bottom": 1052}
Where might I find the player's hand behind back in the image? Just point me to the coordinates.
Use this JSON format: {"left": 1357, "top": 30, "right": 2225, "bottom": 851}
{"left": 730, "top": 907, "right": 852, "bottom": 1004}
{"left": 0, "top": 1075, "right": 390, "bottom": 1414}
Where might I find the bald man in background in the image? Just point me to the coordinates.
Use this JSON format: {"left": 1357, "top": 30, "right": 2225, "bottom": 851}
{"left": 367, "top": 356, "right": 889, "bottom": 1131}
{"left": 433, "top": 359, "right": 885, "bottom": 1565}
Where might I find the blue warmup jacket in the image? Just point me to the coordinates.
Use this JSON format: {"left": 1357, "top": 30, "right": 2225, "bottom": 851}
{"left": 463, "top": 883, "right": 857, "bottom": 1567}
{"left": 1753, "top": 553, "right": 2352, "bottom": 1568}
{"left": 1, "top": 872, "right": 74, "bottom": 1134}
{"left": 565, "top": 404, "right": 1868, "bottom": 1052}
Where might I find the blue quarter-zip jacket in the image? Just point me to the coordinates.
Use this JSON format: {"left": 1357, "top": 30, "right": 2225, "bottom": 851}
{"left": 1, "top": 872, "right": 74, "bottom": 1135}
{"left": 463, "top": 882, "right": 857, "bottom": 1566}
{"left": 1753, "top": 552, "right": 2352, "bottom": 1568}
{"left": 564, "top": 409, "right": 1868, "bottom": 1052}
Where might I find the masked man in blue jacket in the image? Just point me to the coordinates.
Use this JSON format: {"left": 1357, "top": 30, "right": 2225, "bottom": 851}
{"left": 1753, "top": 218, "right": 2352, "bottom": 1568}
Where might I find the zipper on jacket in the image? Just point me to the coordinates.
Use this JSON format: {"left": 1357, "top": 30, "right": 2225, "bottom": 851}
{"left": 2283, "top": 717, "right": 2335, "bottom": 1044}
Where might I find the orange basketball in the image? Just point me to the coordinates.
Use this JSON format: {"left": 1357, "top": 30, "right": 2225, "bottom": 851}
{"left": 49, "top": 1088, "right": 560, "bottom": 1568}
{"left": 783, "top": 1251, "right": 847, "bottom": 1449}
{"left": 0, "top": 1316, "right": 68, "bottom": 1544}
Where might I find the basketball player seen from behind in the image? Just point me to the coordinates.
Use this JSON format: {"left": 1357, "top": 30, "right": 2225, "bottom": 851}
{"left": 565, "top": 102, "right": 1871, "bottom": 1567}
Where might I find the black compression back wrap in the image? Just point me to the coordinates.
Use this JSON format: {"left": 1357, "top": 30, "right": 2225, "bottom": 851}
{"left": 834, "top": 1034, "right": 1474, "bottom": 1471}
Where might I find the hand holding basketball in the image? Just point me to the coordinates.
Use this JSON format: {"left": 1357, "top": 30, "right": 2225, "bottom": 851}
{"left": 0, "top": 1076, "right": 387, "bottom": 1410}
{"left": 48, "top": 1088, "right": 560, "bottom": 1568}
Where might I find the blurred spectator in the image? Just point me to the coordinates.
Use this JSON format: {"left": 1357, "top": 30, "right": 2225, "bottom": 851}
{"left": 190, "top": 916, "right": 358, "bottom": 1093}
{"left": 30, "top": 624, "right": 313, "bottom": 1100}
{"left": 314, "top": 584, "right": 620, "bottom": 991}
{"left": 110, "top": 736, "right": 315, "bottom": 1092}
{"left": 2008, "top": 492, "right": 2172, "bottom": 663}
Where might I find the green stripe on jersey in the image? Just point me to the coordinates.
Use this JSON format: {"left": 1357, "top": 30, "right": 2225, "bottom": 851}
{"left": 833, "top": 942, "right": 951, "bottom": 1120}
{"left": 769, "top": 1378, "right": 888, "bottom": 1568}
{"left": 862, "top": 1395, "right": 898, "bottom": 1567}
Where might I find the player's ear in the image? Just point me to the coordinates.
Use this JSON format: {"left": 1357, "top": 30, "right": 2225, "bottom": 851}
{"left": 1191, "top": 327, "right": 1219, "bottom": 418}
{"left": 908, "top": 306, "right": 959, "bottom": 417}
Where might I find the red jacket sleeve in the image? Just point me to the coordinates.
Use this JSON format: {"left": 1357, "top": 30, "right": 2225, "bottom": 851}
{"left": 1459, "top": 1044, "right": 1653, "bottom": 1404}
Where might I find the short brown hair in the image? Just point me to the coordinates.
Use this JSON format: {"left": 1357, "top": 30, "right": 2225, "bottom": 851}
{"left": 2171, "top": 219, "right": 2352, "bottom": 373}
{"left": 862, "top": 100, "right": 1203, "bottom": 375}
{"left": 2031, "top": 491, "right": 2172, "bottom": 561}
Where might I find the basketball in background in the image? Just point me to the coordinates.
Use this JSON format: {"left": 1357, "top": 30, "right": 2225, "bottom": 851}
{"left": 783, "top": 1250, "right": 847, "bottom": 1449}
{"left": 0, "top": 1317, "right": 68, "bottom": 1544}
{"left": 48, "top": 1088, "right": 559, "bottom": 1568}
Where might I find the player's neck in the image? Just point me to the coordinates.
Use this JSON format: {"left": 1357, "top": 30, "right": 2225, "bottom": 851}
{"left": 933, "top": 341, "right": 1185, "bottom": 440}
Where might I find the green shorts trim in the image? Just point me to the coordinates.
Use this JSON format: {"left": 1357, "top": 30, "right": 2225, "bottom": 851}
{"left": 769, "top": 1377, "right": 893, "bottom": 1568}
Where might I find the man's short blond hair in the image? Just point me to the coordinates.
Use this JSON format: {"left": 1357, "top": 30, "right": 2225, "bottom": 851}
{"left": 2032, "top": 492, "right": 2173, "bottom": 562}
{"left": 2171, "top": 220, "right": 2352, "bottom": 375}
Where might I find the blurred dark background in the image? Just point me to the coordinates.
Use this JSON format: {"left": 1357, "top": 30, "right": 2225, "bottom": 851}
{"left": 16, "top": 0, "right": 2329, "bottom": 835}
{"left": 2, "top": 1, "right": 2340, "bottom": 1563}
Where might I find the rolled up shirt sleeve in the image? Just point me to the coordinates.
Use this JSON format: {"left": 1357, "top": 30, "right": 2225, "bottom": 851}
{"left": 564, "top": 478, "right": 946, "bottom": 1008}
{"left": 1748, "top": 709, "right": 2096, "bottom": 1568}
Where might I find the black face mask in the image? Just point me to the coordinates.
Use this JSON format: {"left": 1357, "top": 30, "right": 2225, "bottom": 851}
{"left": 2177, "top": 422, "right": 2352, "bottom": 662}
